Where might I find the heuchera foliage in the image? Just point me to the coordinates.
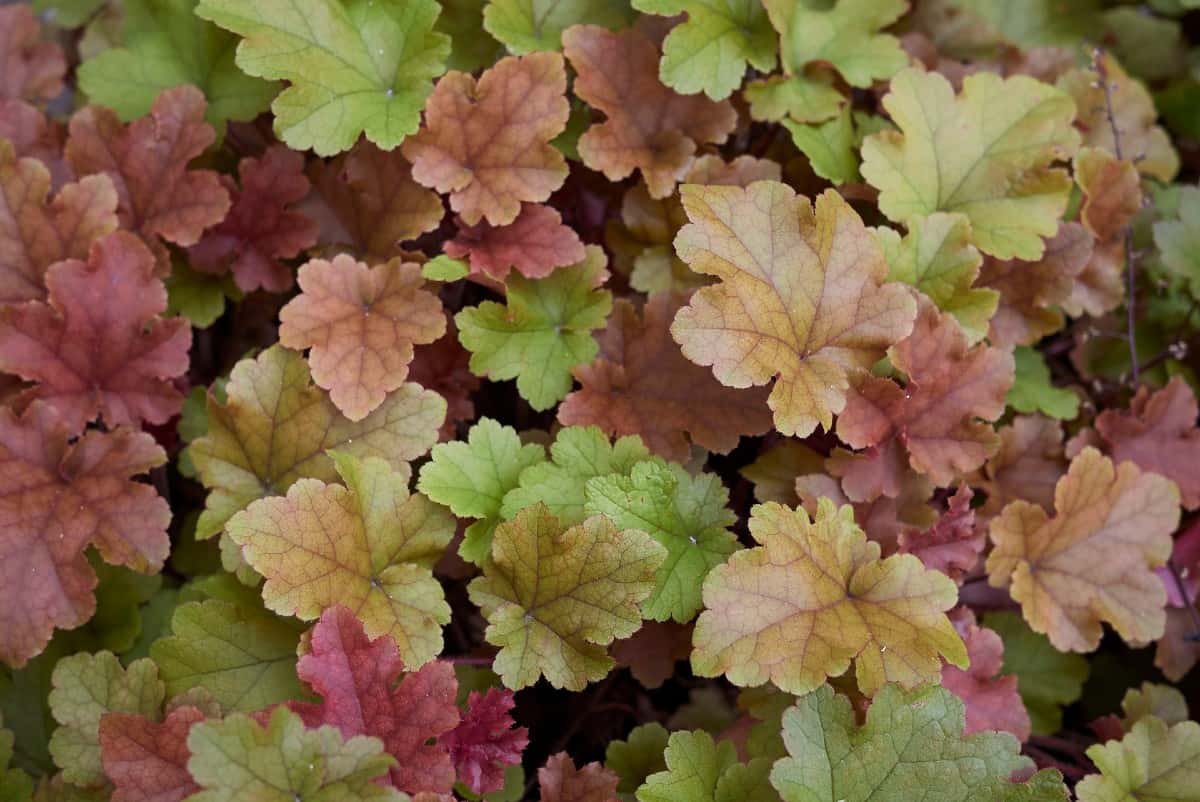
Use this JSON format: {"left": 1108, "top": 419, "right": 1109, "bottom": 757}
{"left": 7, "top": 2, "right": 1200, "bottom": 801}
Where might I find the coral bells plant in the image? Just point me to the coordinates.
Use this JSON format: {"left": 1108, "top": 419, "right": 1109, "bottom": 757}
{"left": 7, "top": 0, "right": 1200, "bottom": 800}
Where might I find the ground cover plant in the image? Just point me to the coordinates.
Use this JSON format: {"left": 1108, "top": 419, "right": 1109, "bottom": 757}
{"left": 3, "top": 0, "right": 1200, "bottom": 799}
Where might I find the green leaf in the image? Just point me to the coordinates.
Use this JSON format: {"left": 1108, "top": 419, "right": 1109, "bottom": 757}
{"left": 769, "top": 684, "right": 1068, "bottom": 802}
{"left": 0, "top": 644, "right": 60, "bottom": 777}
{"left": 0, "top": 713, "right": 33, "bottom": 802}
{"left": 186, "top": 706, "right": 404, "bottom": 802}
{"left": 1077, "top": 717, "right": 1200, "bottom": 802}
{"left": 874, "top": 212, "right": 998, "bottom": 343}
{"left": 766, "top": 0, "right": 908, "bottom": 88}
{"left": 743, "top": 73, "right": 844, "bottom": 124}
{"left": 422, "top": 255, "right": 470, "bottom": 282}
{"left": 70, "top": 558, "right": 163, "bottom": 656}
{"left": 636, "top": 730, "right": 777, "bottom": 802}
{"left": 195, "top": 0, "right": 450, "bottom": 155}
{"left": 607, "top": 723, "right": 669, "bottom": 800}
{"left": 417, "top": 417, "right": 547, "bottom": 564}
{"left": 48, "top": 652, "right": 163, "bottom": 787}
{"left": 632, "top": 0, "right": 776, "bottom": 100}
{"left": 436, "top": 0, "right": 505, "bottom": 72}
{"left": 482, "top": 0, "right": 633, "bottom": 54}
{"left": 1121, "top": 682, "right": 1191, "bottom": 728}
{"left": 951, "top": 0, "right": 1103, "bottom": 49}
{"left": 983, "top": 611, "right": 1089, "bottom": 735}
{"left": 166, "top": 260, "right": 241, "bottom": 329}
{"left": 149, "top": 598, "right": 304, "bottom": 712}
{"left": 1154, "top": 185, "right": 1200, "bottom": 302}
{"left": 783, "top": 108, "right": 858, "bottom": 185}
{"left": 456, "top": 245, "right": 613, "bottom": 411}
{"left": 585, "top": 461, "right": 739, "bottom": 623}
{"left": 501, "top": 426, "right": 653, "bottom": 526}
{"left": 1007, "top": 347, "right": 1080, "bottom": 420}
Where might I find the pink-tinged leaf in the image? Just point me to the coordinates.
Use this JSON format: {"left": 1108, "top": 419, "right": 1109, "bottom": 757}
{"left": 99, "top": 706, "right": 205, "bottom": 802}
{"left": 0, "top": 401, "right": 169, "bottom": 667}
{"left": 409, "top": 316, "right": 481, "bottom": 441}
{"left": 445, "top": 203, "right": 585, "bottom": 280}
{"left": 538, "top": 752, "right": 620, "bottom": 802}
{"left": 443, "top": 689, "right": 528, "bottom": 795}
{"left": 290, "top": 606, "right": 461, "bottom": 796}
{"left": 188, "top": 145, "right": 319, "bottom": 293}
{"left": 0, "top": 231, "right": 192, "bottom": 434}
{"left": 0, "top": 5, "right": 66, "bottom": 103}
{"left": 898, "top": 485, "right": 985, "bottom": 585}
{"left": 941, "top": 610, "right": 1031, "bottom": 741}
{"left": 0, "top": 99, "right": 65, "bottom": 179}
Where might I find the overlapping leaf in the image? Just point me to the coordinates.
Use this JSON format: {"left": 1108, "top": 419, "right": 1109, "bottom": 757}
{"left": 99, "top": 704, "right": 204, "bottom": 802}
{"left": 446, "top": 202, "right": 586, "bottom": 280}
{"left": 0, "top": 5, "right": 66, "bottom": 103}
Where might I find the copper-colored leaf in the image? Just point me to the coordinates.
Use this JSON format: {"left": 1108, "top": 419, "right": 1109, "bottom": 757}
{"left": 0, "top": 232, "right": 191, "bottom": 433}
{"left": 611, "top": 620, "right": 692, "bottom": 689}
{"left": 976, "top": 414, "right": 1067, "bottom": 518}
{"left": 0, "top": 5, "right": 66, "bottom": 104}
{"left": 445, "top": 202, "right": 585, "bottom": 280}
{"left": 404, "top": 52, "right": 569, "bottom": 226}
{"left": 409, "top": 315, "right": 481, "bottom": 441}
{"left": 559, "top": 294, "right": 772, "bottom": 463}
{"left": 1075, "top": 146, "right": 1141, "bottom": 243}
{"left": 941, "top": 609, "right": 1031, "bottom": 741}
{"left": 0, "top": 99, "right": 64, "bottom": 172}
{"left": 562, "top": 24, "right": 737, "bottom": 199}
{"left": 539, "top": 752, "right": 620, "bottom": 802}
{"left": 278, "top": 255, "right": 446, "bottom": 421}
{"left": 898, "top": 484, "right": 985, "bottom": 584}
{"left": 99, "top": 706, "right": 205, "bottom": 802}
{"left": 0, "top": 401, "right": 169, "bottom": 667}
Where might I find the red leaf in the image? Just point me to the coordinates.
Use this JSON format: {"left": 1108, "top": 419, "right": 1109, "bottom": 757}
{"left": 0, "top": 231, "right": 191, "bottom": 433}
{"left": 443, "top": 688, "right": 528, "bottom": 795}
{"left": 898, "top": 484, "right": 985, "bottom": 584}
{"left": 445, "top": 202, "right": 585, "bottom": 280}
{"left": 538, "top": 752, "right": 620, "bottom": 802}
{"left": 941, "top": 610, "right": 1031, "bottom": 741}
{"left": 189, "top": 145, "right": 318, "bottom": 293}
{"left": 0, "top": 99, "right": 65, "bottom": 179}
{"left": 0, "top": 5, "right": 66, "bottom": 104}
{"left": 290, "top": 606, "right": 461, "bottom": 796}
{"left": 99, "top": 706, "right": 205, "bottom": 802}
{"left": 409, "top": 315, "right": 481, "bottom": 441}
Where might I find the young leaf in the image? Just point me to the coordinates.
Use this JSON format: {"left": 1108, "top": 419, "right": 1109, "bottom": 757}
{"left": 987, "top": 447, "right": 1180, "bottom": 652}
{"left": 0, "top": 5, "right": 66, "bottom": 103}
{"left": 671, "top": 183, "right": 916, "bottom": 438}
{"left": 692, "top": 498, "right": 966, "bottom": 697}
{"left": 607, "top": 723, "right": 669, "bottom": 800}
{"left": 226, "top": 453, "right": 454, "bottom": 668}
{"left": 195, "top": 0, "right": 450, "bottom": 155}
{"left": 584, "top": 461, "right": 739, "bottom": 623}
{"left": 635, "top": 729, "right": 774, "bottom": 802}
{"left": 446, "top": 202, "right": 586, "bottom": 280}
{"left": 0, "top": 141, "right": 118, "bottom": 304}
{"left": 483, "top": 0, "right": 632, "bottom": 55}
{"left": 539, "top": 751, "right": 622, "bottom": 802}
{"left": 403, "top": 52, "right": 570, "bottom": 226}
{"left": 940, "top": 610, "right": 1031, "bottom": 741}
{"left": 1007, "top": 346, "right": 1080, "bottom": 420}
{"left": 456, "top": 244, "right": 612, "bottom": 411}
{"left": 185, "top": 706, "right": 404, "bottom": 802}
{"left": 861, "top": 67, "right": 1080, "bottom": 260}
{"left": 467, "top": 504, "right": 667, "bottom": 690}
{"left": 1120, "top": 682, "right": 1190, "bottom": 729}
{"left": 191, "top": 345, "right": 444, "bottom": 539}
{"left": 1077, "top": 717, "right": 1200, "bottom": 802}
{"left": 99, "top": 705, "right": 204, "bottom": 802}
{"left": 444, "top": 688, "right": 529, "bottom": 795}
{"left": 278, "top": 255, "right": 446, "bottom": 421}
{"left": 897, "top": 485, "right": 985, "bottom": 584}
{"left": 0, "top": 403, "right": 169, "bottom": 669}
{"left": 766, "top": 0, "right": 908, "bottom": 87}
{"left": 0, "top": 232, "right": 191, "bottom": 433}
{"left": 768, "top": 684, "right": 1067, "bottom": 802}
{"left": 562, "top": 24, "right": 737, "bottom": 198}
{"left": 784, "top": 108, "right": 861, "bottom": 186}
{"left": 561, "top": 292, "right": 773, "bottom": 463}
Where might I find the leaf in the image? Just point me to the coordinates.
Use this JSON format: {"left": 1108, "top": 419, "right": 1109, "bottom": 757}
{"left": 1077, "top": 717, "right": 1200, "bottom": 802}
{"left": 195, "top": 0, "right": 449, "bottom": 155}
{"left": 1075, "top": 146, "right": 1141, "bottom": 244}
{"left": 456, "top": 244, "right": 612, "bottom": 411}
{"left": 185, "top": 706, "right": 404, "bottom": 802}
{"left": 0, "top": 5, "right": 67, "bottom": 103}
{"left": 861, "top": 67, "right": 1080, "bottom": 260}
{"left": 783, "top": 109, "right": 860, "bottom": 186}
{"left": 741, "top": 442, "right": 825, "bottom": 506}
{"left": 607, "top": 723, "right": 668, "bottom": 801}
{"left": 444, "top": 689, "right": 529, "bottom": 795}
{"left": 1008, "top": 346, "right": 1080, "bottom": 420}
{"left": 743, "top": 72, "right": 844, "bottom": 125}
{"left": 278, "top": 255, "right": 446, "bottom": 421}
{"left": 539, "top": 752, "right": 621, "bottom": 802}
{"left": 0, "top": 713, "right": 34, "bottom": 802}
{"left": 611, "top": 621, "right": 692, "bottom": 689}
{"left": 305, "top": 140, "right": 444, "bottom": 263}
{"left": 0, "top": 140, "right": 118, "bottom": 304}
{"left": 149, "top": 598, "right": 303, "bottom": 713}
{"left": 289, "top": 607, "right": 460, "bottom": 796}
{"left": 940, "top": 610, "right": 1031, "bottom": 741}
{"left": 0, "top": 232, "right": 191, "bottom": 434}
{"left": 403, "top": 52, "right": 569, "bottom": 226}
{"left": 98, "top": 705, "right": 204, "bottom": 802}
{"left": 982, "top": 610, "right": 1089, "bottom": 736}
{"left": 0, "top": 402, "right": 169, "bottom": 669}
{"left": 227, "top": 452, "right": 454, "bottom": 668}
{"left": 417, "top": 417, "right": 547, "bottom": 565}
{"left": 635, "top": 729, "right": 774, "bottom": 802}
{"left": 874, "top": 212, "right": 997, "bottom": 343}
{"left": 446, "top": 202, "right": 586, "bottom": 281}
{"left": 671, "top": 183, "right": 916, "bottom": 438}
{"left": 1121, "top": 682, "right": 1190, "bottom": 729}
{"left": 692, "top": 498, "right": 965, "bottom": 697}
{"left": 1155, "top": 185, "right": 1200, "bottom": 303}
{"left": 1094, "top": 376, "right": 1200, "bottom": 510}
{"left": 562, "top": 24, "right": 737, "bottom": 199}
{"left": 188, "top": 145, "right": 318, "bottom": 294}
{"left": 0, "top": 99, "right": 63, "bottom": 172}
{"left": 766, "top": 0, "right": 908, "bottom": 88}
{"left": 467, "top": 503, "right": 667, "bottom": 690}
{"left": 409, "top": 317, "right": 481, "bottom": 441}
{"left": 560, "top": 293, "right": 773, "bottom": 463}
{"left": 65, "top": 86, "right": 231, "bottom": 260}
{"left": 500, "top": 425, "right": 652, "bottom": 527}
{"left": 977, "top": 415, "right": 1067, "bottom": 517}
{"left": 837, "top": 298, "right": 1014, "bottom": 486}
{"left": 191, "top": 345, "right": 445, "bottom": 539}
{"left": 632, "top": 0, "right": 776, "bottom": 100}
{"left": 165, "top": 260, "right": 239, "bottom": 329}
{"left": 76, "top": 0, "right": 277, "bottom": 130}
{"left": 987, "top": 447, "right": 1180, "bottom": 652}
{"left": 896, "top": 484, "right": 985, "bottom": 584}
{"left": 584, "top": 461, "right": 738, "bottom": 623}
{"left": 483, "top": 0, "right": 633, "bottom": 55}
{"left": 768, "top": 684, "right": 1066, "bottom": 802}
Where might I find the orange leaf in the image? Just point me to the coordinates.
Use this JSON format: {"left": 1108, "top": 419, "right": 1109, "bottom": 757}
{"left": 976, "top": 414, "right": 1067, "bottom": 518}
{"left": 538, "top": 752, "right": 620, "bottom": 802}
{"left": 0, "top": 5, "right": 66, "bottom": 104}
{"left": 279, "top": 255, "right": 446, "bottom": 421}
{"left": 445, "top": 202, "right": 585, "bottom": 280}
{"left": 562, "top": 24, "right": 737, "bottom": 199}
{"left": 404, "top": 52, "right": 570, "bottom": 226}
{"left": 559, "top": 294, "right": 772, "bottom": 463}
{"left": 0, "top": 401, "right": 169, "bottom": 667}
